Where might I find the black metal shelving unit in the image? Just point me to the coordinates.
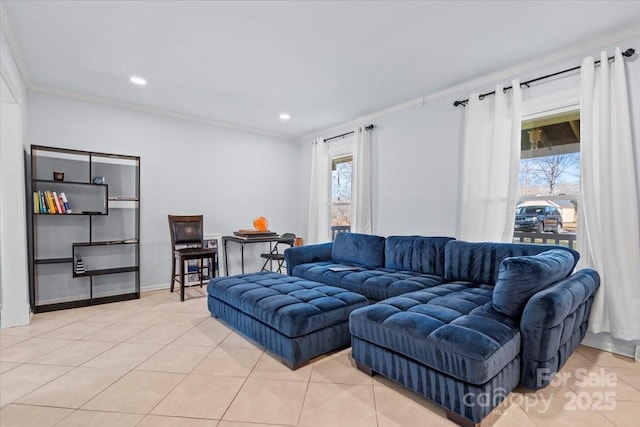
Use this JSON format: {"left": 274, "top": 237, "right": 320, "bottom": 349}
{"left": 29, "top": 145, "right": 141, "bottom": 313}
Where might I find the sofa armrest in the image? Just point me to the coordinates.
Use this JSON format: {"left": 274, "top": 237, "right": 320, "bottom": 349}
{"left": 284, "top": 243, "right": 333, "bottom": 275}
{"left": 519, "top": 269, "right": 600, "bottom": 389}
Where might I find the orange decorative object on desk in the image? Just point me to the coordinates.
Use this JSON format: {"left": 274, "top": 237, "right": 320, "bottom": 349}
{"left": 253, "top": 216, "right": 269, "bottom": 231}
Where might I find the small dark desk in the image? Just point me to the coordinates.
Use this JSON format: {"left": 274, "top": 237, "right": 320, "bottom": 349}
{"left": 222, "top": 234, "right": 282, "bottom": 275}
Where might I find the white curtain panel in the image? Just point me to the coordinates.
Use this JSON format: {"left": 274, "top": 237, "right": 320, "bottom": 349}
{"left": 578, "top": 48, "right": 640, "bottom": 340}
{"left": 352, "top": 125, "right": 372, "bottom": 234}
{"left": 459, "top": 82, "right": 522, "bottom": 242}
{"left": 307, "top": 138, "right": 331, "bottom": 243}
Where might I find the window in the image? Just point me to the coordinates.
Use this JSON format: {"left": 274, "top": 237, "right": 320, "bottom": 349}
{"left": 331, "top": 155, "right": 352, "bottom": 239}
{"left": 515, "top": 108, "right": 579, "bottom": 248}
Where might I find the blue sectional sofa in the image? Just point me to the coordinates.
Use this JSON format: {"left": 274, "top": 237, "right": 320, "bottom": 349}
{"left": 285, "top": 233, "right": 455, "bottom": 301}
{"left": 285, "top": 233, "right": 600, "bottom": 426}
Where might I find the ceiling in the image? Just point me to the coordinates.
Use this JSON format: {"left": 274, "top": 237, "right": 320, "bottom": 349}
{"left": 3, "top": 1, "right": 640, "bottom": 139}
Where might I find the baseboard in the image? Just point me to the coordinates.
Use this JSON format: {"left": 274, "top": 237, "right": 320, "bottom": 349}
{"left": 581, "top": 331, "right": 640, "bottom": 360}
{"left": 141, "top": 281, "right": 212, "bottom": 294}
{"left": 141, "top": 283, "right": 171, "bottom": 293}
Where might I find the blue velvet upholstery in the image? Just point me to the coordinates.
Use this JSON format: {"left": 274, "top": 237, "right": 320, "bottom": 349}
{"left": 519, "top": 269, "right": 600, "bottom": 389}
{"left": 208, "top": 272, "right": 368, "bottom": 337}
{"left": 349, "top": 283, "right": 520, "bottom": 385}
{"left": 444, "top": 240, "right": 579, "bottom": 285}
{"left": 291, "top": 262, "right": 447, "bottom": 301}
{"left": 207, "top": 272, "right": 368, "bottom": 368}
{"left": 493, "top": 249, "right": 577, "bottom": 318}
{"left": 287, "top": 234, "right": 452, "bottom": 302}
{"left": 351, "top": 336, "right": 521, "bottom": 424}
{"left": 331, "top": 232, "right": 386, "bottom": 268}
{"left": 384, "top": 236, "right": 454, "bottom": 276}
{"left": 285, "top": 242, "right": 333, "bottom": 276}
{"left": 209, "top": 297, "right": 354, "bottom": 369}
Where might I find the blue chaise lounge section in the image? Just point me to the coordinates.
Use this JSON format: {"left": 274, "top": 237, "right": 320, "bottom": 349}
{"left": 285, "top": 233, "right": 600, "bottom": 426}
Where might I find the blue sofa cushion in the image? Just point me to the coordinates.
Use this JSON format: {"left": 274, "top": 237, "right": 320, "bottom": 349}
{"left": 444, "top": 241, "right": 580, "bottom": 285}
{"left": 331, "top": 232, "right": 385, "bottom": 268}
{"left": 349, "top": 283, "right": 520, "bottom": 385}
{"left": 384, "top": 236, "right": 454, "bottom": 276}
{"left": 208, "top": 272, "right": 368, "bottom": 338}
{"left": 292, "top": 262, "right": 447, "bottom": 301}
{"left": 493, "top": 249, "right": 577, "bottom": 318}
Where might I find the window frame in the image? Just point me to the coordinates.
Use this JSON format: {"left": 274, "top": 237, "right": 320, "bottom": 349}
{"left": 328, "top": 137, "right": 354, "bottom": 236}
{"left": 519, "top": 95, "right": 580, "bottom": 203}
{"left": 516, "top": 90, "right": 580, "bottom": 247}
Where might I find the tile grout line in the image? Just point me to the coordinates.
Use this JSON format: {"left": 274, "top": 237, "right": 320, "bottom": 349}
{"left": 205, "top": 333, "right": 267, "bottom": 424}
{"left": 295, "top": 357, "right": 315, "bottom": 427}
{"left": 142, "top": 320, "right": 226, "bottom": 419}
{"left": 47, "top": 292, "right": 190, "bottom": 426}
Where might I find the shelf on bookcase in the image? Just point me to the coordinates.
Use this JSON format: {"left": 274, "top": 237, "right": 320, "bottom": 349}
{"left": 35, "top": 257, "right": 73, "bottom": 265}
{"left": 34, "top": 179, "right": 106, "bottom": 187}
{"left": 35, "top": 212, "right": 106, "bottom": 216}
{"left": 107, "top": 199, "right": 138, "bottom": 209}
{"left": 73, "top": 266, "right": 139, "bottom": 278}
{"left": 108, "top": 196, "right": 139, "bottom": 201}
{"left": 73, "top": 239, "right": 138, "bottom": 247}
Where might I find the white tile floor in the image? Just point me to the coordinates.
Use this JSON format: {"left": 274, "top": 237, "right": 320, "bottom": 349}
{"left": 1, "top": 288, "right": 638, "bottom": 426}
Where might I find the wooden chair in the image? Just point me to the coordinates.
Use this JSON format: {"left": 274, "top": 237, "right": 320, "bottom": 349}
{"left": 168, "top": 215, "right": 217, "bottom": 301}
{"left": 260, "top": 232, "right": 296, "bottom": 273}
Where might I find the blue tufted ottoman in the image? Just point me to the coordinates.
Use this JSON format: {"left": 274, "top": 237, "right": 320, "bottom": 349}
{"left": 207, "top": 272, "right": 369, "bottom": 369}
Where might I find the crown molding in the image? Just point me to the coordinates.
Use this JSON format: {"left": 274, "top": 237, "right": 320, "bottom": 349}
{"left": 0, "top": 2, "right": 32, "bottom": 88}
{"left": 0, "top": 57, "right": 20, "bottom": 103}
{"left": 30, "top": 84, "right": 298, "bottom": 141}
{"left": 299, "top": 25, "right": 640, "bottom": 143}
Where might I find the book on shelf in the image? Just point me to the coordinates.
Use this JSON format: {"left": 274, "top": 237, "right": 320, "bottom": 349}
{"left": 39, "top": 192, "right": 46, "bottom": 213}
{"left": 58, "top": 193, "right": 67, "bottom": 213}
{"left": 52, "top": 191, "right": 65, "bottom": 214}
{"left": 39, "top": 191, "right": 48, "bottom": 214}
{"left": 45, "top": 191, "right": 57, "bottom": 213}
{"left": 59, "top": 193, "right": 67, "bottom": 213}
{"left": 34, "top": 191, "right": 72, "bottom": 214}
{"left": 60, "top": 192, "right": 71, "bottom": 212}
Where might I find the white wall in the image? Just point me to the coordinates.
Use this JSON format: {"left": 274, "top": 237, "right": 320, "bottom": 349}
{"left": 0, "top": 29, "right": 30, "bottom": 328}
{"left": 297, "top": 97, "right": 464, "bottom": 240}
{"left": 27, "top": 92, "right": 300, "bottom": 289}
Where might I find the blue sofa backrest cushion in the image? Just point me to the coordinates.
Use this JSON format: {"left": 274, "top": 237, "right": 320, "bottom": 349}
{"left": 332, "top": 232, "right": 386, "bottom": 268}
{"left": 384, "top": 236, "right": 454, "bottom": 276}
{"left": 492, "top": 249, "right": 576, "bottom": 318}
{"left": 444, "top": 241, "right": 579, "bottom": 285}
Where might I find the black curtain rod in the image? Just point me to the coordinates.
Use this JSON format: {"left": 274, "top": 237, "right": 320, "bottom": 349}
{"left": 453, "top": 48, "right": 635, "bottom": 107}
{"left": 324, "top": 124, "right": 375, "bottom": 143}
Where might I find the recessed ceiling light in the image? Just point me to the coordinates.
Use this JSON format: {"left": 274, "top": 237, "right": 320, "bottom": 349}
{"left": 130, "top": 76, "right": 147, "bottom": 86}
{"left": 279, "top": 113, "right": 291, "bottom": 120}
